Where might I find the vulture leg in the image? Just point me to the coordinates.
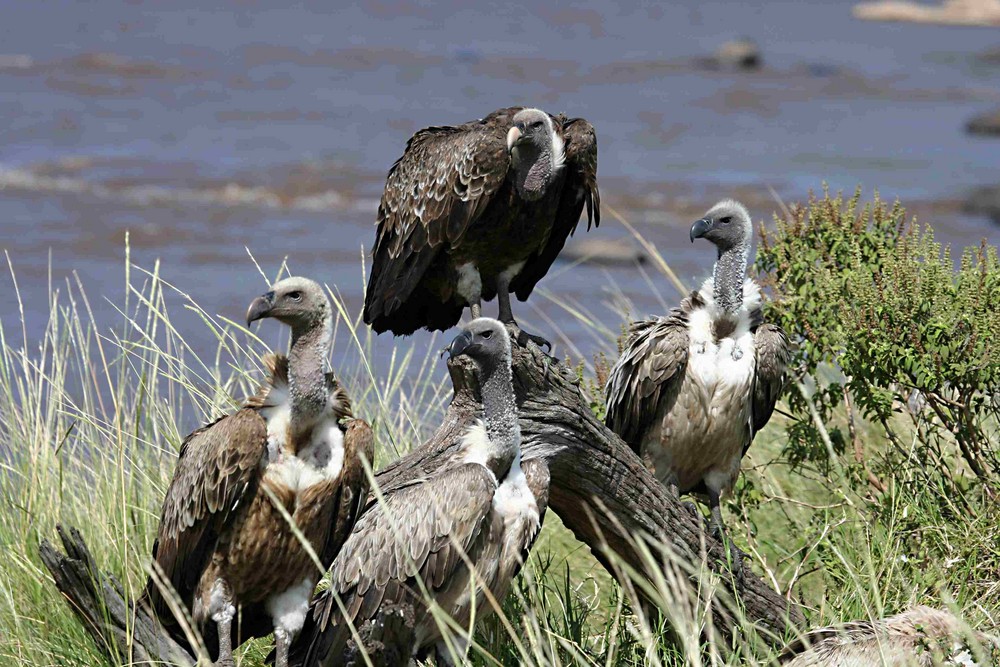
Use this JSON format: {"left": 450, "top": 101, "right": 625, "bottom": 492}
{"left": 706, "top": 487, "right": 746, "bottom": 586}
{"left": 433, "top": 635, "right": 470, "bottom": 666}
{"left": 210, "top": 582, "right": 237, "bottom": 667}
{"left": 273, "top": 628, "right": 290, "bottom": 667}
{"left": 496, "top": 276, "right": 552, "bottom": 352}
{"left": 470, "top": 301, "right": 482, "bottom": 319}
{"left": 665, "top": 472, "right": 702, "bottom": 521}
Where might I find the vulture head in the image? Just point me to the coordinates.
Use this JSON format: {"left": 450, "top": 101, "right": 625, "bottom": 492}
{"left": 445, "top": 317, "right": 512, "bottom": 374}
{"left": 507, "top": 107, "right": 565, "bottom": 201}
{"left": 246, "top": 276, "right": 331, "bottom": 336}
{"left": 689, "top": 199, "right": 752, "bottom": 253}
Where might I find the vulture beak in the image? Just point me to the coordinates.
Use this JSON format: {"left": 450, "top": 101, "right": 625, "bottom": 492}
{"left": 246, "top": 291, "right": 275, "bottom": 327}
{"left": 444, "top": 330, "right": 474, "bottom": 359}
{"left": 506, "top": 125, "right": 523, "bottom": 152}
{"left": 690, "top": 218, "right": 711, "bottom": 243}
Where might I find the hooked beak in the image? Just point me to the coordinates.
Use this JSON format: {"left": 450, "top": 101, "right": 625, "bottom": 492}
{"left": 443, "top": 330, "right": 474, "bottom": 359}
{"left": 506, "top": 125, "right": 523, "bottom": 152}
{"left": 690, "top": 218, "right": 711, "bottom": 243}
{"left": 246, "top": 291, "right": 275, "bottom": 327}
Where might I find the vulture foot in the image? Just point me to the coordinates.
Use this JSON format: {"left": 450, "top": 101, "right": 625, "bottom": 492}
{"left": 682, "top": 500, "right": 703, "bottom": 522}
{"left": 706, "top": 490, "right": 747, "bottom": 587}
{"left": 514, "top": 327, "right": 553, "bottom": 354}
{"left": 667, "top": 481, "right": 704, "bottom": 524}
{"left": 710, "top": 522, "right": 748, "bottom": 588}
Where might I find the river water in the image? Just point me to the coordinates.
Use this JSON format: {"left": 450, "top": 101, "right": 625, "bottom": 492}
{"left": 1, "top": 0, "right": 998, "bottom": 389}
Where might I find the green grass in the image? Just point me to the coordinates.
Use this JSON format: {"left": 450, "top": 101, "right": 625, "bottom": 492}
{"left": 0, "top": 224, "right": 997, "bottom": 666}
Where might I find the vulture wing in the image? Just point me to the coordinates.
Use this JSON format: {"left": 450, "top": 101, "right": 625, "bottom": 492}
{"left": 144, "top": 408, "right": 267, "bottom": 628}
{"left": 363, "top": 109, "right": 515, "bottom": 331}
{"left": 319, "top": 417, "right": 375, "bottom": 567}
{"left": 518, "top": 457, "right": 551, "bottom": 560}
{"left": 748, "top": 320, "right": 790, "bottom": 447}
{"left": 293, "top": 462, "right": 497, "bottom": 666}
{"left": 511, "top": 116, "right": 601, "bottom": 301}
{"left": 604, "top": 309, "right": 690, "bottom": 452}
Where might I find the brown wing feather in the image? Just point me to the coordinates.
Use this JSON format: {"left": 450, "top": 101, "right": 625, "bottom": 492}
{"left": 319, "top": 418, "right": 375, "bottom": 567}
{"left": 518, "top": 457, "right": 551, "bottom": 561}
{"left": 143, "top": 408, "right": 267, "bottom": 621}
{"left": 293, "top": 463, "right": 497, "bottom": 666}
{"left": 749, "top": 319, "right": 790, "bottom": 442}
{"left": 363, "top": 109, "right": 517, "bottom": 330}
{"left": 512, "top": 115, "right": 601, "bottom": 301}
{"left": 605, "top": 307, "right": 691, "bottom": 451}
{"left": 245, "top": 353, "right": 288, "bottom": 408}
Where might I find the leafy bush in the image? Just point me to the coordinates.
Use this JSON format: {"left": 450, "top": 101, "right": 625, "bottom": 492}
{"left": 755, "top": 188, "right": 1000, "bottom": 493}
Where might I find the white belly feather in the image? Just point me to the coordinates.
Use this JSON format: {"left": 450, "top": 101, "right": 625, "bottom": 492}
{"left": 493, "top": 455, "right": 540, "bottom": 534}
{"left": 647, "top": 303, "right": 757, "bottom": 495}
{"left": 261, "top": 400, "right": 345, "bottom": 496}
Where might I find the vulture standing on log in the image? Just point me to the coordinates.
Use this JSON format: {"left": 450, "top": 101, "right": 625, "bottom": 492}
{"left": 604, "top": 200, "right": 789, "bottom": 570}
{"left": 142, "top": 277, "right": 373, "bottom": 667}
{"left": 290, "top": 318, "right": 550, "bottom": 666}
{"left": 362, "top": 106, "right": 600, "bottom": 349}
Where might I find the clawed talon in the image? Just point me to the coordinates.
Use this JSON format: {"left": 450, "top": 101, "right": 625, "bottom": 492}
{"left": 711, "top": 524, "right": 747, "bottom": 587}
{"left": 516, "top": 328, "right": 552, "bottom": 353}
{"left": 728, "top": 541, "right": 748, "bottom": 587}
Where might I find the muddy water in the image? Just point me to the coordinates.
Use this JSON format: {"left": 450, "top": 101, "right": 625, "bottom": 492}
{"left": 1, "top": 1, "right": 998, "bottom": 387}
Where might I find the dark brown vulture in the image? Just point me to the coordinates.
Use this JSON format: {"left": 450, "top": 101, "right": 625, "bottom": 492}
{"left": 289, "top": 319, "right": 550, "bottom": 666}
{"left": 142, "top": 277, "right": 373, "bottom": 667}
{"left": 362, "top": 106, "right": 600, "bottom": 348}
{"left": 604, "top": 200, "right": 789, "bottom": 573}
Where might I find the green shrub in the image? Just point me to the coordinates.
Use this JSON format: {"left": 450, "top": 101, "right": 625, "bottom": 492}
{"left": 755, "top": 187, "right": 1000, "bottom": 493}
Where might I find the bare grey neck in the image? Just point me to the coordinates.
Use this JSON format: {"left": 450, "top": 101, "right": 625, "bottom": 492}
{"left": 287, "top": 314, "right": 333, "bottom": 433}
{"left": 479, "top": 352, "right": 520, "bottom": 478}
{"left": 713, "top": 242, "right": 750, "bottom": 314}
{"left": 512, "top": 142, "right": 553, "bottom": 202}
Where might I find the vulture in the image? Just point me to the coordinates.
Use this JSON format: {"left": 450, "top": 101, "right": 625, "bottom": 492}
{"left": 779, "top": 606, "right": 999, "bottom": 666}
{"left": 142, "top": 277, "right": 373, "bottom": 667}
{"left": 604, "top": 200, "right": 789, "bottom": 570}
{"left": 289, "top": 318, "right": 550, "bottom": 666}
{"left": 362, "top": 106, "right": 600, "bottom": 348}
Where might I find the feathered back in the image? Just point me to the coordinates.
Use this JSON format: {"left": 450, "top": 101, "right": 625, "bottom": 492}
{"left": 246, "top": 352, "right": 290, "bottom": 409}
{"left": 780, "top": 606, "right": 999, "bottom": 666}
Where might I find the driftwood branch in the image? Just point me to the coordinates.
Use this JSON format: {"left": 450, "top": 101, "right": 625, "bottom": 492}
{"left": 40, "top": 338, "right": 802, "bottom": 663}
{"left": 39, "top": 526, "right": 195, "bottom": 666}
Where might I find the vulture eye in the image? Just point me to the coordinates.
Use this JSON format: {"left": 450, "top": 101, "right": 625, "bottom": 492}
{"left": 531, "top": 120, "right": 543, "bottom": 129}
{"left": 481, "top": 330, "right": 493, "bottom": 339}
{"left": 719, "top": 216, "right": 733, "bottom": 224}
{"left": 287, "top": 291, "right": 303, "bottom": 302}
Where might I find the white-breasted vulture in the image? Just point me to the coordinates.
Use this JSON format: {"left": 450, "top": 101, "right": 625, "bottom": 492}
{"left": 362, "top": 106, "right": 600, "bottom": 349}
{"left": 142, "top": 277, "right": 373, "bottom": 667}
{"left": 289, "top": 319, "right": 549, "bottom": 666}
{"left": 604, "top": 200, "right": 789, "bottom": 572}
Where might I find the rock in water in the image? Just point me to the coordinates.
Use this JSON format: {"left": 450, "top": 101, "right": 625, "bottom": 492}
{"left": 714, "top": 38, "right": 762, "bottom": 70}
{"left": 965, "top": 183, "right": 1000, "bottom": 222}
{"left": 966, "top": 107, "right": 1000, "bottom": 137}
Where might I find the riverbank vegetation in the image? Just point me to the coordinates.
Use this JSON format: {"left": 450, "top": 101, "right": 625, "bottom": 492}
{"left": 1, "top": 190, "right": 997, "bottom": 665}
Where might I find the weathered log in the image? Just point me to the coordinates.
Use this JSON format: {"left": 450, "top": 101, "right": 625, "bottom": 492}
{"left": 39, "top": 525, "right": 195, "bottom": 666}
{"left": 41, "top": 336, "right": 802, "bottom": 664}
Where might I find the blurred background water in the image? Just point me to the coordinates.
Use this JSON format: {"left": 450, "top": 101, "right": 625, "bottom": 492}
{"left": 1, "top": 0, "right": 998, "bottom": 377}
